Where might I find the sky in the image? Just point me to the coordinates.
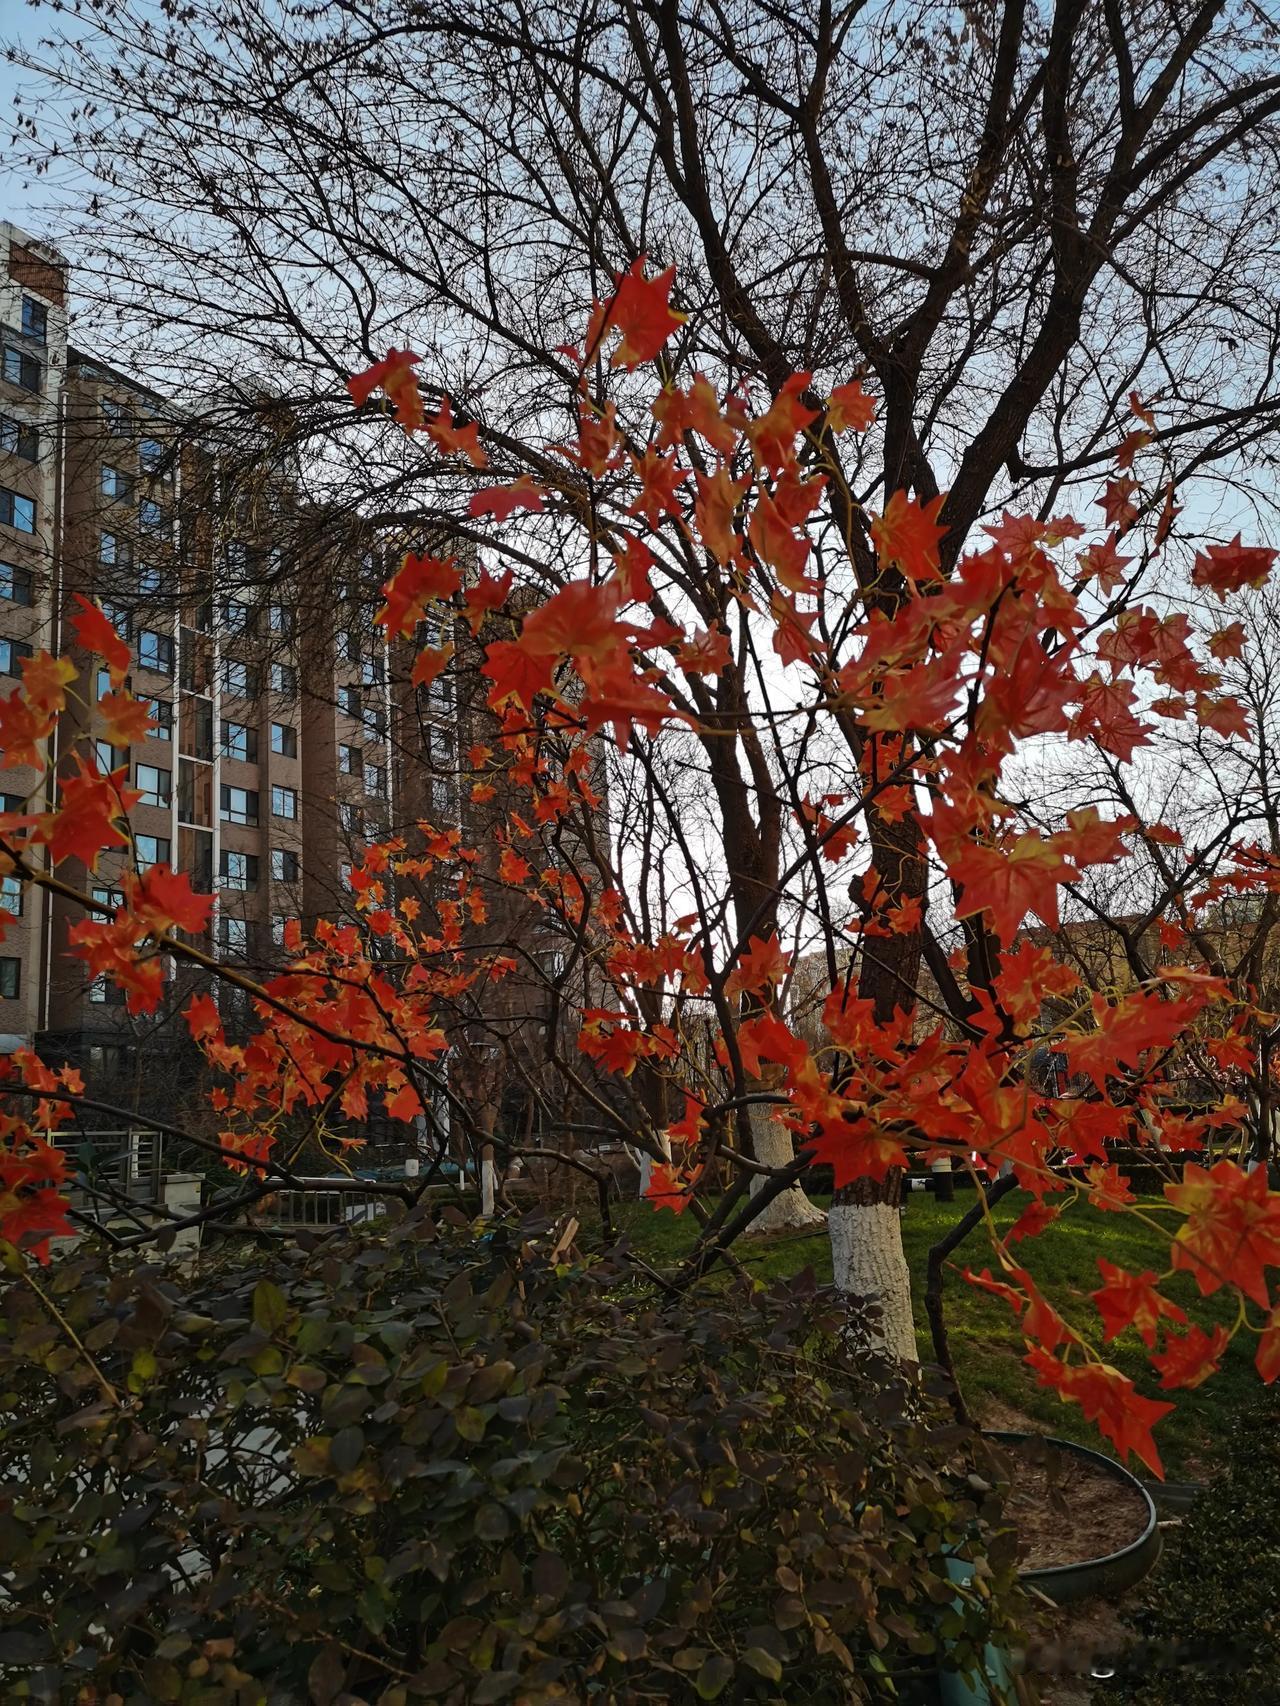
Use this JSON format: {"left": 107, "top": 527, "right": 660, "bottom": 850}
{"left": 1, "top": 6, "right": 97, "bottom": 248}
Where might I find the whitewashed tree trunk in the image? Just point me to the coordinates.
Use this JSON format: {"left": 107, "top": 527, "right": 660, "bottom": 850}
{"left": 829, "top": 1193, "right": 917, "bottom": 1364}
{"left": 480, "top": 1147, "right": 496, "bottom": 1217}
{"left": 745, "top": 1098, "right": 827, "bottom": 1232}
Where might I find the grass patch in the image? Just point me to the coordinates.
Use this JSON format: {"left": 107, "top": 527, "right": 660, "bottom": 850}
{"left": 600, "top": 1188, "right": 1253, "bottom": 1479}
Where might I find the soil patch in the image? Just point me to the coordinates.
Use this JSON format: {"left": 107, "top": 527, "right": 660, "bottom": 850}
{"left": 999, "top": 1437, "right": 1149, "bottom": 1571}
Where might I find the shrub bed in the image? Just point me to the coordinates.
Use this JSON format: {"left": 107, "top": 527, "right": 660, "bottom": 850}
{"left": 1117, "top": 1384, "right": 1280, "bottom": 1702}
{"left": 0, "top": 1212, "right": 1025, "bottom": 1702}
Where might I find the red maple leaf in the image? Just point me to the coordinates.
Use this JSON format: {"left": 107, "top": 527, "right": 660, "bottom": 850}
{"left": 725, "top": 933, "right": 792, "bottom": 998}
{"left": 1090, "top": 1258, "right": 1187, "bottom": 1347}
{"left": 593, "top": 257, "right": 686, "bottom": 369}
{"left": 185, "top": 993, "right": 224, "bottom": 1043}
{"left": 97, "top": 689, "right": 156, "bottom": 746}
{"left": 826, "top": 379, "right": 876, "bottom": 433}
{"left": 1191, "top": 535, "right": 1276, "bottom": 599}
{"left": 949, "top": 832, "right": 1075, "bottom": 945}
{"left": 482, "top": 639, "right": 556, "bottom": 710}
{"left": 870, "top": 490, "right": 948, "bottom": 582}
{"left": 462, "top": 566, "right": 515, "bottom": 631}
{"left": 1166, "top": 1158, "right": 1280, "bottom": 1309}
{"left": 469, "top": 477, "right": 546, "bottom": 522}
{"left": 378, "top": 552, "right": 461, "bottom": 638}
{"left": 39, "top": 755, "right": 138, "bottom": 867}
{"left": 1024, "top": 1347, "right": 1173, "bottom": 1477}
{"left": 347, "top": 348, "right": 424, "bottom": 431}
{"left": 424, "top": 396, "right": 487, "bottom": 468}
{"left": 71, "top": 595, "right": 131, "bottom": 688}
{"left": 1150, "top": 1323, "right": 1230, "bottom": 1391}
{"left": 745, "top": 373, "right": 817, "bottom": 472}
{"left": 131, "top": 864, "right": 214, "bottom": 936}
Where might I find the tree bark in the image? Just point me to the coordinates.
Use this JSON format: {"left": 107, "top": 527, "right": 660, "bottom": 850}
{"left": 829, "top": 806, "right": 927, "bottom": 1357}
{"left": 744, "top": 1099, "right": 826, "bottom": 1231}
{"left": 829, "top": 1171, "right": 915, "bottom": 1362}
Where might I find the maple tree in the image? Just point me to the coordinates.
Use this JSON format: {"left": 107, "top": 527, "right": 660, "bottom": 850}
{"left": 2, "top": 263, "right": 1280, "bottom": 1482}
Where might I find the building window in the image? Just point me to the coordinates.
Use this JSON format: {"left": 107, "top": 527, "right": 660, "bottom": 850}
{"left": 220, "top": 599, "right": 253, "bottom": 635}
{"left": 220, "top": 720, "right": 257, "bottom": 763}
{"left": 0, "top": 488, "right": 35, "bottom": 533}
{"left": 366, "top": 763, "right": 386, "bottom": 798}
{"left": 267, "top": 604, "right": 294, "bottom": 635}
{"left": 0, "top": 638, "right": 33, "bottom": 676}
{"left": 222, "top": 659, "right": 257, "bottom": 697}
{"left": 95, "top": 666, "right": 130, "bottom": 700}
{"left": 137, "top": 630, "right": 175, "bottom": 675}
{"left": 92, "top": 885, "right": 128, "bottom": 913}
{"left": 135, "top": 834, "right": 170, "bottom": 869}
{"left": 362, "top": 706, "right": 386, "bottom": 740}
{"left": 0, "top": 561, "right": 33, "bottom": 606}
{"left": 94, "top": 740, "right": 128, "bottom": 774}
{"left": 339, "top": 684, "right": 360, "bottom": 717}
{"left": 101, "top": 465, "right": 131, "bottom": 501}
{"left": 141, "top": 696, "right": 172, "bottom": 739}
{"left": 270, "top": 721, "right": 297, "bottom": 758}
{"left": 340, "top": 630, "right": 360, "bottom": 665}
{"left": 136, "top": 763, "right": 172, "bottom": 809}
{"left": 220, "top": 784, "right": 259, "bottom": 826}
{"left": 3, "top": 348, "right": 41, "bottom": 392}
{"left": 102, "top": 398, "right": 132, "bottom": 435}
{"left": 339, "top": 801, "right": 362, "bottom": 834}
{"left": 138, "top": 437, "right": 167, "bottom": 474}
{"left": 361, "top": 652, "right": 385, "bottom": 687}
{"left": 271, "top": 785, "right": 297, "bottom": 820}
{"left": 338, "top": 743, "right": 361, "bottom": 776}
{"left": 0, "top": 416, "right": 37, "bottom": 461}
{"left": 271, "top": 848, "right": 299, "bottom": 882}
{"left": 100, "top": 599, "right": 132, "bottom": 639}
{"left": 1, "top": 875, "right": 22, "bottom": 918}
{"left": 137, "top": 564, "right": 163, "bottom": 597}
{"left": 219, "top": 849, "right": 258, "bottom": 891}
{"left": 270, "top": 662, "right": 296, "bottom": 697}
{"left": 138, "top": 498, "right": 169, "bottom": 536}
{"left": 20, "top": 297, "right": 47, "bottom": 342}
{"left": 100, "top": 531, "right": 133, "bottom": 568}
{"left": 218, "top": 915, "right": 250, "bottom": 956}
{"left": 271, "top": 913, "right": 293, "bottom": 946}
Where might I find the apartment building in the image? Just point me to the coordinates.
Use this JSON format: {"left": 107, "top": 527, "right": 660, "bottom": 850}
{"left": 0, "top": 222, "right": 461, "bottom": 1115}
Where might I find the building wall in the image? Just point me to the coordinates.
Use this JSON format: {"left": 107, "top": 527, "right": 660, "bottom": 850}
{"left": 0, "top": 222, "right": 67, "bottom": 1043}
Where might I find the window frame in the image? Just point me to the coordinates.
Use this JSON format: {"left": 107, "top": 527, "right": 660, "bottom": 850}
{"left": 135, "top": 762, "right": 172, "bottom": 809}
{"left": 137, "top": 629, "right": 175, "bottom": 675}
{"left": 0, "top": 561, "right": 34, "bottom": 606}
{"left": 219, "top": 783, "right": 259, "bottom": 827}
{"left": 270, "top": 784, "right": 298, "bottom": 821}
{"left": 0, "top": 487, "right": 36, "bottom": 533}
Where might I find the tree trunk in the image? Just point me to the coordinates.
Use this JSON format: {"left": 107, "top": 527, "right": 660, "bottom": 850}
{"left": 744, "top": 1097, "right": 827, "bottom": 1231}
{"left": 829, "top": 1170, "right": 916, "bottom": 1361}
{"left": 828, "top": 801, "right": 928, "bottom": 1358}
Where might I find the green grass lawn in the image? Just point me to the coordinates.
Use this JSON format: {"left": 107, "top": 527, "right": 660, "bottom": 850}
{"left": 597, "top": 1187, "right": 1254, "bottom": 1480}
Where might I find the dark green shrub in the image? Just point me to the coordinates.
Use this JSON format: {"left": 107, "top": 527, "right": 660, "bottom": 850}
{"left": 1117, "top": 1385, "right": 1280, "bottom": 1703}
{"left": 0, "top": 1211, "right": 1025, "bottom": 1703}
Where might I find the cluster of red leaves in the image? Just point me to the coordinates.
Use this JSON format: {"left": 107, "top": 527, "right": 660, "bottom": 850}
{"left": 1, "top": 263, "right": 1278, "bottom": 1477}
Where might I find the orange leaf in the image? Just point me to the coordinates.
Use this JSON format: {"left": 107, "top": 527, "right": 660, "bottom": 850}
{"left": 596, "top": 257, "right": 686, "bottom": 368}
{"left": 870, "top": 490, "right": 948, "bottom": 582}
{"left": 70, "top": 595, "right": 131, "bottom": 688}
{"left": 97, "top": 689, "right": 156, "bottom": 747}
{"left": 425, "top": 396, "right": 487, "bottom": 468}
{"left": 378, "top": 552, "right": 461, "bottom": 638}
{"left": 826, "top": 379, "right": 876, "bottom": 433}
